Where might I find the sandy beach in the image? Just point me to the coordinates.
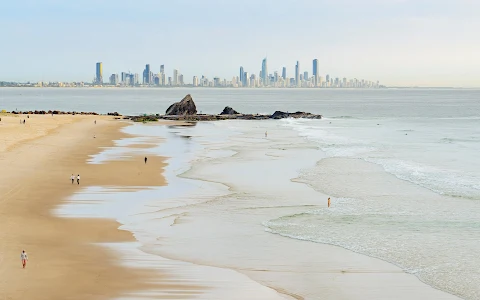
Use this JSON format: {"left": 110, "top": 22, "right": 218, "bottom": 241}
{"left": 0, "top": 109, "right": 473, "bottom": 300}
{"left": 0, "top": 114, "right": 165, "bottom": 299}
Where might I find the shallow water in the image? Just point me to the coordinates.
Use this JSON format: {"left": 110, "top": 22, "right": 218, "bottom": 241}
{"left": 41, "top": 88, "right": 480, "bottom": 299}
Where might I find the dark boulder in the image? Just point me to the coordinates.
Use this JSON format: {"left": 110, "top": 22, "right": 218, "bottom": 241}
{"left": 271, "top": 111, "right": 289, "bottom": 119}
{"left": 165, "top": 94, "right": 197, "bottom": 115}
{"left": 270, "top": 111, "right": 322, "bottom": 119}
{"left": 220, "top": 106, "right": 240, "bottom": 115}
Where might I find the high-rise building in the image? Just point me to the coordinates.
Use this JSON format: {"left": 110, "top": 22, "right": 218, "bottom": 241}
{"left": 244, "top": 72, "right": 249, "bottom": 87}
{"left": 326, "top": 74, "right": 330, "bottom": 86}
{"left": 95, "top": 62, "right": 103, "bottom": 84}
{"left": 282, "top": 67, "right": 286, "bottom": 80}
{"left": 143, "top": 64, "right": 151, "bottom": 84}
{"left": 109, "top": 74, "right": 118, "bottom": 85}
{"left": 173, "top": 69, "right": 179, "bottom": 86}
{"left": 160, "top": 65, "right": 165, "bottom": 74}
{"left": 193, "top": 76, "right": 199, "bottom": 87}
{"left": 304, "top": 71, "right": 309, "bottom": 82}
{"left": 261, "top": 58, "right": 268, "bottom": 86}
{"left": 134, "top": 73, "right": 139, "bottom": 86}
{"left": 143, "top": 64, "right": 151, "bottom": 85}
{"left": 146, "top": 64, "right": 151, "bottom": 84}
{"left": 295, "top": 61, "right": 300, "bottom": 87}
{"left": 313, "top": 59, "right": 319, "bottom": 87}
{"left": 239, "top": 66, "right": 244, "bottom": 87}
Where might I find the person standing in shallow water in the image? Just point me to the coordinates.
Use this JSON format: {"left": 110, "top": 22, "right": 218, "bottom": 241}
{"left": 328, "top": 197, "right": 331, "bottom": 208}
{"left": 144, "top": 157, "right": 147, "bottom": 164}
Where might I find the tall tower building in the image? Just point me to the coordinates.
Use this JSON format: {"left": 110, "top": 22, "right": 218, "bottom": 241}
{"left": 143, "top": 64, "right": 151, "bottom": 84}
{"left": 160, "top": 65, "right": 165, "bottom": 74}
{"left": 282, "top": 67, "right": 286, "bottom": 80}
{"left": 295, "top": 61, "right": 300, "bottom": 87}
{"left": 95, "top": 62, "right": 103, "bottom": 84}
{"left": 261, "top": 58, "right": 268, "bottom": 86}
{"left": 239, "top": 66, "right": 244, "bottom": 87}
{"left": 313, "top": 59, "right": 319, "bottom": 87}
{"left": 173, "top": 69, "right": 179, "bottom": 86}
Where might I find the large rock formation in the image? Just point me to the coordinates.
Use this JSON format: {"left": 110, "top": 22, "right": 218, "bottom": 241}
{"left": 220, "top": 106, "right": 240, "bottom": 115}
{"left": 165, "top": 94, "right": 197, "bottom": 115}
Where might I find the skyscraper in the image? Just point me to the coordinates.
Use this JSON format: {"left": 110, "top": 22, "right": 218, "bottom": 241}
{"left": 160, "top": 65, "right": 165, "bottom": 74}
{"left": 109, "top": 74, "right": 118, "bottom": 85}
{"left": 295, "top": 61, "right": 300, "bottom": 87}
{"left": 261, "top": 58, "right": 268, "bottom": 86}
{"left": 95, "top": 62, "right": 103, "bottom": 84}
{"left": 313, "top": 59, "right": 319, "bottom": 87}
{"left": 239, "top": 66, "right": 244, "bottom": 87}
{"left": 143, "top": 64, "right": 151, "bottom": 84}
{"left": 282, "top": 67, "right": 286, "bottom": 80}
{"left": 173, "top": 69, "right": 179, "bottom": 86}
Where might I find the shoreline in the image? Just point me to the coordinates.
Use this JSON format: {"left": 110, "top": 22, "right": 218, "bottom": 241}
{"left": 129, "top": 120, "right": 463, "bottom": 300}
{"left": 0, "top": 114, "right": 473, "bottom": 299}
{"left": 0, "top": 115, "right": 165, "bottom": 299}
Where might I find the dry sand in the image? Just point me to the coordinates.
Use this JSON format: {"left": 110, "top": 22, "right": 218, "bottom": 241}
{"left": 0, "top": 114, "right": 166, "bottom": 300}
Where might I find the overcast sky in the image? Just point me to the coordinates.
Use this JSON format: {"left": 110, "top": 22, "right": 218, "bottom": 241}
{"left": 1, "top": 0, "right": 479, "bottom": 87}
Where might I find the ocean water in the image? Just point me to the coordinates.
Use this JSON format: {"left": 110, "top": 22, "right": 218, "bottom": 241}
{"left": 7, "top": 88, "right": 479, "bottom": 299}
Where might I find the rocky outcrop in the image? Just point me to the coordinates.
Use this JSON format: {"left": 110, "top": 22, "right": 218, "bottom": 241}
{"left": 165, "top": 94, "right": 197, "bottom": 115}
{"left": 220, "top": 106, "right": 240, "bottom": 115}
{"left": 125, "top": 111, "right": 322, "bottom": 122}
{"left": 271, "top": 111, "right": 322, "bottom": 119}
{"left": 131, "top": 115, "right": 158, "bottom": 122}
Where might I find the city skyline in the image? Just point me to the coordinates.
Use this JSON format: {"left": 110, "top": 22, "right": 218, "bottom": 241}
{"left": 1, "top": 1, "right": 479, "bottom": 87}
{"left": 96, "top": 57, "right": 382, "bottom": 88}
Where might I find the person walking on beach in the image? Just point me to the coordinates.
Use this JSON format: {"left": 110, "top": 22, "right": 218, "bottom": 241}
{"left": 265, "top": 131, "right": 268, "bottom": 138}
{"left": 70, "top": 174, "right": 75, "bottom": 184}
{"left": 144, "top": 157, "right": 147, "bottom": 164}
{"left": 21, "top": 250, "right": 28, "bottom": 268}
{"left": 94, "top": 120, "right": 96, "bottom": 124}
{"left": 77, "top": 174, "right": 80, "bottom": 185}
{"left": 328, "top": 197, "right": 331, "bottom": 208}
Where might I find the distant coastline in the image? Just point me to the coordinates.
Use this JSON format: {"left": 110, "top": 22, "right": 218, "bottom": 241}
{"left": 0, "top": 83, "right": 387, "bottom": 89}
{"left": 3, "top": 83, "right": 479, "bottom": 89}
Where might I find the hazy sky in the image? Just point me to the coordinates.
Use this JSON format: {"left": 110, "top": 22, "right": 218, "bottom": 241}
{"left": 1, "top": 0, "right": 479, "bottom": 87}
